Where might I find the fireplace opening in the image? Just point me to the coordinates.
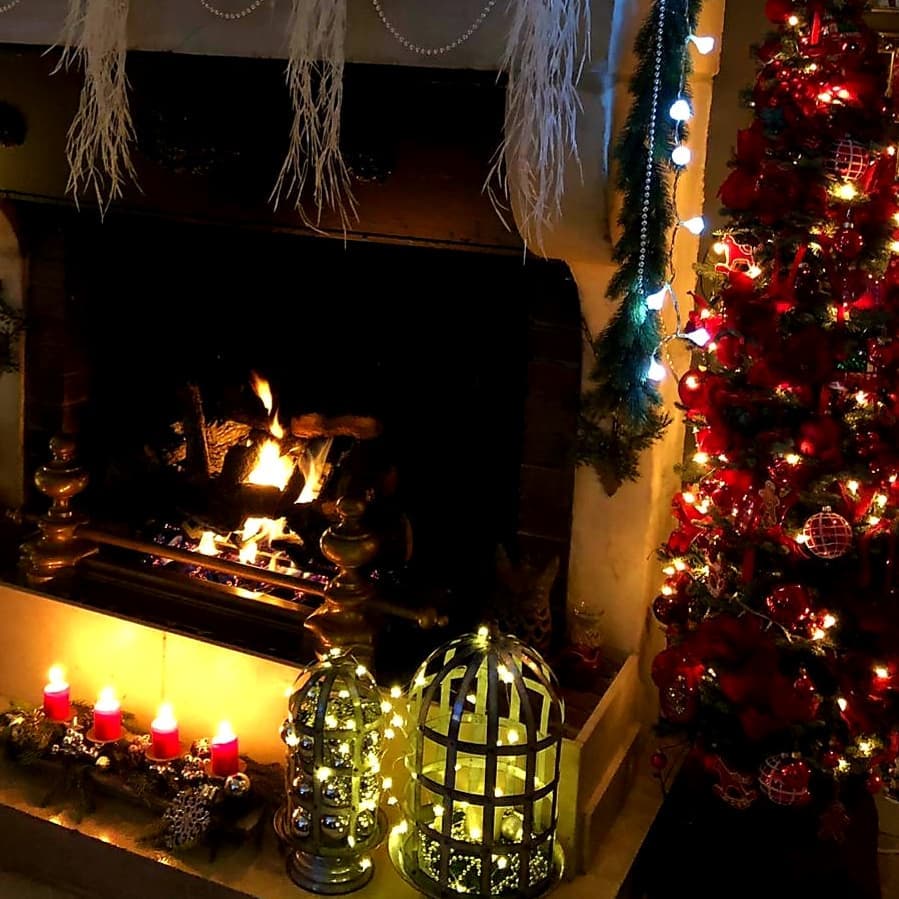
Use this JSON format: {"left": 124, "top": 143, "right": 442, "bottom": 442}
{"left": 18, "top": 206, "right": 581, "bottom": 667}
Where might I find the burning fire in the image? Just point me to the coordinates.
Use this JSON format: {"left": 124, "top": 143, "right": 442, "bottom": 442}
{"left": 185, "top": 375, "right": 335, "bottom": 579}
{"left": 246, "top": 373, "right": 333, "bottom": 502}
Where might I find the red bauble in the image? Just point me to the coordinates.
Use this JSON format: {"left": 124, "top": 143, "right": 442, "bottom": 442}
{"left": 719, "top": 168, "right": 759, "bottom": 211}
{"left": 821, "top": 750, "right": 841, "bottom": 769}
{"left": 764, "top": 0, "right": 793, "bottom": 24}
{"left": 834, "top": 226, "right": 864, "bottom": 260}
{"left": 650, "top": 751, "right": 668, "bottom": 772}
{"left": 678, "top": 369, "right": 710, "bottom": 411}
{"left": 765, "top": 584, "right": 813, "bottom": 629}
{"left": 803, "top": 510, "right": 853, "bottom": 559}
{"left": 867, "top": 772, "right": 884, "bottom": 794}
{"left": 759, "top": 755, "right": 812, "bottom": 806}
{"left": 828, "top": 139, "right": 873, "bottom": 184}
{"left": 652, "top": 591, "right": 693, "bottom": 628}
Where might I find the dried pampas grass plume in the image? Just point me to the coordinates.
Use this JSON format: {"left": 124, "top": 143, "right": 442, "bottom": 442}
{"left": 489, "top": 0, "right": 590, "bottom": 251}
{"left": 271, "top": 0, "right": 356, "bottom": 230}
{"left": 56, "top": 0, "right": 135, "bottom": 213}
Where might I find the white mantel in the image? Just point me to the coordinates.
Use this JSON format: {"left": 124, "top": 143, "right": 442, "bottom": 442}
{"left": 0, "top": 0, "right": 614, "bottom": 70}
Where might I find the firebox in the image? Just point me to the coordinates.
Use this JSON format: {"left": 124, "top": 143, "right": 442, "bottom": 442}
{"left": 2, "top": 50, "right": 582, "bottom": 674}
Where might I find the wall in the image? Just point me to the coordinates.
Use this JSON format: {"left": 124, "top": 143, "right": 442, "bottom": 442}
{"left": 563, "top": 0, "right": 726, "bottom": 683}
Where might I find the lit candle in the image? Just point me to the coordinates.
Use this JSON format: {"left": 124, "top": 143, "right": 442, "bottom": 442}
{"left": 150, "top": 702, "right": 180, "bottom": 760}
{"left": 93, "top": 687, "right": 122, "bottom": 741}
{"left": 211, "top": 721, "right": 239, "bottom": 777}
{"left": 42, "top": 665, "right": 70, "bottom": 722}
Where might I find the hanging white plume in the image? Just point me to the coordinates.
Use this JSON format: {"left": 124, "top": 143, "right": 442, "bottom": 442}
{"left": 56, "top": 0, "right": 135, "bottom": 212}
{"left": 489, "top": 0, "right": 590, "bottom": 250}
{"left": 272, "top": 0, "right": 355, "bottom": 229}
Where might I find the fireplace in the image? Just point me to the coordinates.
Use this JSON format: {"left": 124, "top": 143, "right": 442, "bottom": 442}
{"left": 11, "top": 190, "right": 580, "bottom": 671}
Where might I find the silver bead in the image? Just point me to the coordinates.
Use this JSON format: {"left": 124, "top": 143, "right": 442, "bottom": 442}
{"left": 291, "top": 809, "right": 312, "bottom": 839}
{"left": 321, "top": 814, "right": 349, "bottom": 839}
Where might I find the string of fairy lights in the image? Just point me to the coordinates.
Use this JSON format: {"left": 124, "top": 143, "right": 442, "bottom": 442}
{"left": 645, "top": 4, "right": 717, "bottom": 387}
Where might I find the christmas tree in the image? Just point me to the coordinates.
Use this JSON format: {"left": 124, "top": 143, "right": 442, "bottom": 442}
{"left": 653, "top": 0, "right": 899, "bottom": 813}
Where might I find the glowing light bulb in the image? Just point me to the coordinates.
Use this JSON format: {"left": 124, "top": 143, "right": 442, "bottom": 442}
{"left": 682, "top": 491, "right": 697, "bottom": 505}
{"left": 360, "top": 857, "right": 372, "bottom": 871}
{"left": 670, "top": 99, "right": 692, "bottom": 122}
{"left": 868, "top": 516, "right": 882, "bottom": 527}
{"left": 875, "top": 666, "right": 890, "bottom": 680}
{"left": 876, "top": 494, "right": 888, "bottom": 509}
{"left": 837, "top": 697, "right": 848, "bottom": 712}
{"left": 890, "top": 240, "right": 899, "bottom": 254}
{"left": 390, "top": 685, "right": 403, "bottom": 699}
{"left": 355, "top": 664, "right": 367, "bottom": 677}
{"left": 682, "top": 216, "right": 706, "bottom": 235}
{"left": 507, "top": 729, "right": 520, "bottom": 744}
{"left": 660, "top": 584, "right": 675, "bottom": 596}
{"left": 684, "top": 374, "right": 700, "bottom": 391}
{"left": 834, "top": 182, "right": 858, "bottom": 201}
{"left": 787, "top": 14, "right": 799, "bottom": 26}
{"left": 647, "top": 358, "right": 666, "bottom": 382}
{"left": 685, "top": 327, "right": 711, "bottom": 347}
{"left": 316, "top": 767, "right": 333, "bottom": 782}
{"left": 433, "top": 804, "right": 445, "bottom": 818}
{"left": 477, "top": 625, "right": 490, "bottom": 639}
{"left": 847, "top": 480, "right": 860, "bottom": 495}
{"left": 712, "top": 241, "right": 727, "bottom": 255}
{"left": 693, "top": 452, "right": 710, "bottom": 465}
{"left": 855, "top": 390, "right": 869, "bottom": 406}
{"left": 822, "top": 613, "right": 837, "bottom": 629}
{"left": 646, "top": 284, "right": 669, "bottom": 311}
{"left": 469, "top": 825, "right": 482, "bottom": 841}
{"left": 785, "top": 454, "right": 801, "bottom": 466}
{"left": 671, "top": 144, "right": 692, "bottom": 167}
{"left": 688, "top": 34, "right": 716, "bottom": 55}
{"left": 382, "top": 776, "right": 393, "bottom": 790}
{"left": 674, "top": 559, "right": 687, "bottom": 571}
{"left": 380, "top": 700, "right": 392, "bottom": 713}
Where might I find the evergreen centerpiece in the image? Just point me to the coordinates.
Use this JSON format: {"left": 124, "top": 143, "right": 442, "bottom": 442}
{"left": 652, "top": 0, "right": 899, "bottom": 815}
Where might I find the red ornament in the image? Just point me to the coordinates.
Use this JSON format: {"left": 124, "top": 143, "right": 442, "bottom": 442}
{"left": 803, "top": 509, "right": 853, "bottom": 559}
{"left": 834, "top": 226, "right": 864, "bottom": 260}
{"left": 867, "top": 771, "right": 884, "bottom": 794}
{"left": 709, "top": 755, "right": 759, "bottom": 810}
{"left": 764, "top": 0, "right": 794, "bottom": 24}
{"left": 650, "top": 751, "right": 668, "bottom": 772}
{"left": 758, "top": 755, "right": 812, "bottom": 806}
{"left": 652, "top": 591, "right": 694, "bottom": 628}
{"left": 765, "top": 584, "right": 813, "bottom": 629}
{"left": 827, "top": 139, "right": 873, "bottom": 184}
{"left": 821, "top": 750, "right": 841, "bottom": 769}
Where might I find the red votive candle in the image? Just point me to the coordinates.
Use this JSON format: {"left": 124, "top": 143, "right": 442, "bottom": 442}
{"left": 211, "top": 721, "right": 239, "bottom": 777}
{"left": 151, "top": 703, "right": 180, "bottom": 760}
{"left": 42, "top": 665, "right": 70, "bottom": 722}
{"left": 93, "top": 687, "right": 122, "bottom": 741}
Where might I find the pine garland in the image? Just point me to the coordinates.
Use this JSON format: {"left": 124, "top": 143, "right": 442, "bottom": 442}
{"left": 579, "top": 0, "right": 703, "bottom": 495}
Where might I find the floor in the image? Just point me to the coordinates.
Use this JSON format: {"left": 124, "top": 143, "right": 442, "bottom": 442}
{"left": 0, "top": 873, "right": 82, "bottom": 898}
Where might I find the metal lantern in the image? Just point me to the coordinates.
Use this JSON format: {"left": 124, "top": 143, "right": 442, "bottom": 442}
{"left": 389, "top": 628, "right": 565, "bottom": 898}
{"left": 275, "top": 653, "right": 387, "bottom": 894}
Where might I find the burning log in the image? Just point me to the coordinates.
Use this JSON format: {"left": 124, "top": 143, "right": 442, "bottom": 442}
{"left": 178, "top": 383, "right": 210, "bottom": 481}
{"left": 290, "top": 414, "right": 382, "bottom": 441}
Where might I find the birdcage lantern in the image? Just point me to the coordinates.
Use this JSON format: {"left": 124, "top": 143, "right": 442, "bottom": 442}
{"left": 389, "top": 628, "right": 565, "bottom": 898}
{"left": 275, "top": 653, "right": 387, "bottom": 894}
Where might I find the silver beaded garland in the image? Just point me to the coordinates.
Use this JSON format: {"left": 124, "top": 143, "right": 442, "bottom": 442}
{"left": 369, "top": 0, "right": 498, "bottom": 57}
{"left": 199, "top": 0, "right": 265, "bottom": 20}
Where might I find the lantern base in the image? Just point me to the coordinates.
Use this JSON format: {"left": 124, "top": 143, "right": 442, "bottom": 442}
{"left": 388, "top": 826, "right": 565, "bottom": 899}
{"left": 285, "top": 849, "right": 374, "bottom": 895}
{"left": 274, "top": 807, "right": 387, "bottom": 895}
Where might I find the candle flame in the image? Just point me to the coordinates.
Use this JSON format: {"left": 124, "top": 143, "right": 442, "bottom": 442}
{"left": 47, "top": 665, "right": 67, "bottom": 688}
{"left": 96, "top": 687, "right": 119, "bottom": 712}
{"left": 214, "top": 720, "right": 236, "bottom": 743}
{"left": 153, "top": 702, "right": 177, "bottom": 730}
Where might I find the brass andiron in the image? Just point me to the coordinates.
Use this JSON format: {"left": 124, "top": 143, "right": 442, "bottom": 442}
{"left": 21, "top": 434, "right": 96, "bottom": 586}
{"left": 304, "top": 497, "right": 380, "bottom": 664}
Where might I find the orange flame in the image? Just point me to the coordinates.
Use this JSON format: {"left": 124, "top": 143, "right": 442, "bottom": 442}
{"left": 296, "top": 438, "right": 334, "bottom": 504}
{"left": 250, "top": 371, "right": 284, "bottom": 439}
{"left": 247, "top": 440, "right": 294, "bottom": 491}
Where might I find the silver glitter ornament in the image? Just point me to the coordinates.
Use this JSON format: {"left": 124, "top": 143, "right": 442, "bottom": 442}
{"left": 224, "top": 772, "right": 251, "bottom": 798}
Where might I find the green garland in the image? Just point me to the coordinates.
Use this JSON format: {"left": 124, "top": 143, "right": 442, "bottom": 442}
{"left": 579, "top": 0, "right": 704, "bottom": 495}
